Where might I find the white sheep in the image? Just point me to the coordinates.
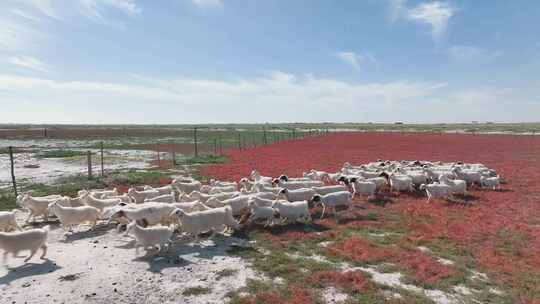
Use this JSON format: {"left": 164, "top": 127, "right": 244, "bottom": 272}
{"left": 128, "top": 188, "right": 160, "bottom": 204}
{"left": 419, "top": 183, "right": 453, "bottom": 203}
{"left": 0, "top": 210, "right": 22, "bottom": 232}
{"left": 48, "top": 201, "right": 101, "bottom": 232}
{"left": 108, "top": 203, "right": 176, "bottom": 228}
{"left": 453, "top": 167, "right": 482, "bottom": 186}
{"left": 169, "top": 206, "right": 238, "bottom": 239}
{"left": 250, "top": 170, "right": 273, "bottom": 183}
{"left": 312, "top": 185, "right": 349, "bottom": 196}
{"left": 271, "top": 201, "right": 311, "bottom": 224}
{"left": 206, "top": 196, "right": 251, "bottom": 215}
{"left": 172, "top": 180, "right": 202, "bottom": 194}
{"left": 310, "top": 191, "right": 352, "bottom": 219}
{"left": 272, "top": 179, "right": 324, "bottom": 190}
{"left": 246, "top": 203, "right": 276, "bottom": 227}
{"left": 279, "top": 188, "right": 317, "bottom": 202}
{"left": 0, "top": 226, "right": 49, "bottom": 263}
{"left": 181, "top": 191, "right": 239, "bottom": 203}
{"left": 366, "top": 177, "right": 388, "bottom": 190}
{"left": 384, "top": 173, "right": 414, "bottom": 192}
{"left": 143, "top": 185, "right": 173, "bottom": 195}
{"left": 126, "top": 219, "right": 174, "bottom": 254}
{"left": 255, "top": 183, "right": 281, "bottom": 194}
{"left": 81, "top": 193, "right": 122, "bottom": 212}
{"left": 145, "top": 193, "right": 176, "bottom": 204}
{"left": 480, "top": 175, "right": 501, "bottom": 190}
{"left": 18, "top": 194, "right": 56, "bottom": 223}
{"left": 439, "top": 175, "right": 467, "bottom": 195}
{"left": 351, "top": 179, "right": 377, "bottom": 197}
{"left": 171, "top": 201, "right": 211, "bottom": 213}
{"left": 208, "top": 185, "right": 237, "bottom": 195}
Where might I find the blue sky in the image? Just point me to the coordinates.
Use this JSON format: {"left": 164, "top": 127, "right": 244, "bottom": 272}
{"left": 1, "top": 0, "right": 539, "bottom": 124}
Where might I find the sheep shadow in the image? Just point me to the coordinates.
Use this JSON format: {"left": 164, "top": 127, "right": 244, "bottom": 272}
{"left": 238, "top": 221, "right": 330, "bottom": 238}
{"left": 0, "top": 259, "right": 61, "bottom": 286}
{"left": 59, "top": 224, "right": 114, "bottom": 243}
{"left": 130, "top": 234, "right": 245, "bottom": 274}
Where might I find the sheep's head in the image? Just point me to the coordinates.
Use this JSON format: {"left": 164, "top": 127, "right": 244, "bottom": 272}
{"left": 278, "top": 188, "right": 288, "bottom": 195}
{"left": 279, "top": 175, "right": 289, "bottom": 182}
{"left": 337, "top": 176, "right": 349, "bottom": 185}
{"left": 271, "top": 178, "right": 281, "bottom": 186}
{"left": 419, "top": 184, "right": 427, "bottom": 191}
{"left": 308, "top": 194, "right": 322, "bottom": 207}
{"left": 169, "top": 208, "right": 186, "bottom": 220}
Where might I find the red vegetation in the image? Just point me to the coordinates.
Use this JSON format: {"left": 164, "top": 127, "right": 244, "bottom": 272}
{"left": 203, "top": 132, "right": 540, "bottom": 301}
{"left": 239, "top": 285, "right": 316, "bottom": 304}
{"left": 311, "top": 270, "right": 374, "bottom": 292}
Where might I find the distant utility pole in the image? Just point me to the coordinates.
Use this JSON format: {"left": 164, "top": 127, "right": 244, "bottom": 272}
{"left": 193, "top": 127, "right": 199, "bottom": 157}
{"left": 8, "top": 147, "right": 17, "bottom": 197}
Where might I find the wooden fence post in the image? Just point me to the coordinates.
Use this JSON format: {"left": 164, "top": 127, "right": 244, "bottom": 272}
{"left": 263, "top": 127, "right": 268, "bottom": 145}
{"left": 156, "top": 144, "right": 161, "bottom": 167}
{"left": 238, "top": 132, "right": 241, "bottom": 150}
{"left": 219, "top": 135, "right": 223, "bottom": 155}
{"left": 8, "top": 147, "right": 17, "bottom": 197}
{"left": 171, "top": 144, "right": 176, "bottom": 166}
{"left": 100, "top": 141, "right": 104, "bottom": 177}
{"left": 193, "top": 127, "right": 199, "bottom": 157}
{"left": 213, "top": 138, "right": 218, "bottom": 155}
{"left": 87, "top": 151, "right": 92, "bottom": 179}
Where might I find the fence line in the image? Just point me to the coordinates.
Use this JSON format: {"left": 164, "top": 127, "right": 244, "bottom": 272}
{"left": 2, "top": 127, "right": 325, "bottom": 196}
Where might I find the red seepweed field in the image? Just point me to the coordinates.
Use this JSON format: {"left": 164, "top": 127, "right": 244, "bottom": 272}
{"left": 203, "top": 132, "right": 540, "bottom": 303}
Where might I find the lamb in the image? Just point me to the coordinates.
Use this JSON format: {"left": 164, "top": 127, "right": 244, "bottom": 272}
{"left": 246, "top": 203, "right": 276, "bottom": 227}
{"left": 143, "top": 185, "right": 173, "bottom": 196}
{"left": 81, "top": 193, "right": 122, "bottom": 212}
{"left": 126, "top": 219, "right": 174, "bottom": 254}
{"left": 18, "top": 194, "right": 56, "bottom": 223}
{"left": 312, "top": 185, "right": 349, "bottom": 196}
{"left": 0, "top": 226, "right": 49, "bottom": 263}
{"left": 271, "top": 201, "right": 311, "bottom": 223}
{"left": 419, "top": 183, "right": 453, "bottom": 203}
{"left": 145, "top": 193, "right": 176, "bottom": 204}
{"left": 480, "top": 175, "right": 501, "bottom": 190}
{"left": 172, "top": 180, "right": 202, "bottom": 194}
{"left": 128, "top": 188, "right": 161, "bottom": 204}
{"left": 108, "top": 203, "right": 176, "bottom": 227}
{"left": 309, "top": 191, "right": 352, "bottom": 219}
{"left": 169, "top": 206, "right": 238, "bottom": 238}
{"left": 439, "top": 175, "right": 467, "bottom": 195}
{"left": 0, "top": 210, "right": 21, "bottom": 232}
{"left": 279, "top": 188, "right": 317, "bottom": 202}
{"left": 48, "top": 201, "right": 100, "bottom": 232}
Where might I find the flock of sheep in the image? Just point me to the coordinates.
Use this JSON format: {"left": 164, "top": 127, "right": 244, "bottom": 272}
{"left": 0, "top": 159, "right": 502, "bottom": 265}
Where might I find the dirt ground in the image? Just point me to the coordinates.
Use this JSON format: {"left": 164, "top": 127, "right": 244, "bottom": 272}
{"left": 0, "top": 214, "right": 258, "bottom": 304}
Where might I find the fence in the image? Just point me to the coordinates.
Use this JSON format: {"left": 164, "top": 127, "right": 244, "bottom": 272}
{"left": 1, "top": 127, "right": 328, "bottom": 196}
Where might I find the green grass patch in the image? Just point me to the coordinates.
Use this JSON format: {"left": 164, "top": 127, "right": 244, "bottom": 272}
{"left": 0, "top": 190, "right": 17, "bottom": 211}
{"left": 36, "top": 149, "right": 87, "bottom": 159}
{"left": 182, "top": 286, "right": 212, "bottom": 296}
{"left": 179, "top": 154, "right": 227, "bottom": 165}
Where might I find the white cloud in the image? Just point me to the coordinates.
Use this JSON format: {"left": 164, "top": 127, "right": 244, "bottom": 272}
{"left": 7, "top": 56, "right": 51, "bottom": 73}
{"left": 388, "top": 1, "right": 456, "bottom": 41}
{"left": 448, "top": 45, "right": 502, "bottom": 62}
{"left": 78, "top": 0, "right": 141, "bottom": 19}
{"left": 0, "top": 18, "right": 45, "bottom": 51}
{"left": 335, "top": 51, "right": 376, "bottom": 71}
{"left": 0, "top": 72, "right": 447, "bottom": 124}
{"left": 192, "top": 0, "right": 223, "bottom": 9}
{"left": 27, "top": 0, "right": 62, "bottom": 20}
{"left": 11, "top": 9, "right": 41, "bottom": 22}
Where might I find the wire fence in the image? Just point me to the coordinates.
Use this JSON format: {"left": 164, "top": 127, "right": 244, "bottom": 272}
{"left": 1, "top": 128, "right": 330, "bottom": 196}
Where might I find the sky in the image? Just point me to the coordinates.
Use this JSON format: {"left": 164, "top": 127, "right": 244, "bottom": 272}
{"left": 1, "top": 0, "right": 539, "bottom": 124}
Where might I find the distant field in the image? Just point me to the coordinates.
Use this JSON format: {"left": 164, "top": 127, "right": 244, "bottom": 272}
{"left": 0, "top": 122, "right": 539, "bottom": 140}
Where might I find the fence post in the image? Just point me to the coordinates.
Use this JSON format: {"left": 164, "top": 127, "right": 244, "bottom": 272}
{"left": 43, "top": 128, "right": 47, "bottom": 138}
{"left": 213, "top": 138, "right": 218, "bottom": 155}
{"left": 238, "top": 132, "right": 241, "bottom": 150}
{"left": 219, "top": 135, "right": 223, "bottom": 155}
{"left": 193, "top": 127, "right": 199, "bottom": 157}
{"left": 171, "top": 144, "right": 176, "bottom": 166}
{"left": 8, "top": 146, "right": 17, "bottom": 197}
{"left": 263, "top": 127, "right": 268, "bottom": 145}
{"left": 100, "top": 141, "right": 104, "bottom": 177}
{"left": 87, "top": 150, "right": 92, "bottom": 179}
{"left": 292, "top": 129, "right": 296, "bottom": 140}
{"left": 156, "top": 144, "right": 161, "bottom": 167}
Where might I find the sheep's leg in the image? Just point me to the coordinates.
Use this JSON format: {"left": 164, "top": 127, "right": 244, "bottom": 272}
{"left": 320, "top": 205, "right": 326, "bottom": 219}
{"left": 25, "top": 212, "right": 33, "bottom": 223}
{"left": 39, "top": 244, "right": 47, "bottom": 260}
{"left": 333, "top": 207, "right": 338, "bottom": 220}
{"left": 24, "top": 250, "right": 37, "bottom": 263}
{"left": 2, "top": 251, "right": 9, "bottom": 264}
